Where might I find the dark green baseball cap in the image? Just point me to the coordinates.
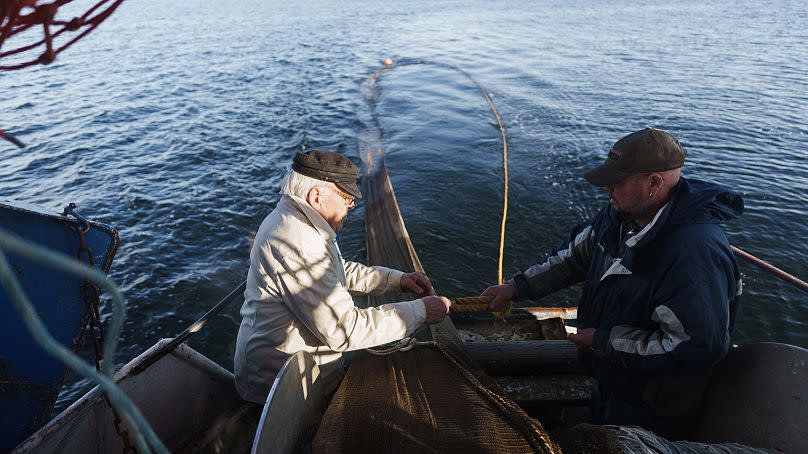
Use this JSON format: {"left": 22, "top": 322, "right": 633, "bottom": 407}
{"left": 292, "top": 150, "right": 362, "bottom": 198}
{"left": 584, "top": 127, "right": 687, "bottom": 187}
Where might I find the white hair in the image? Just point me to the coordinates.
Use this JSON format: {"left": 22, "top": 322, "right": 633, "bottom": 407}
{"left": 279, "top": 170, "right": 333, "bottom": 199}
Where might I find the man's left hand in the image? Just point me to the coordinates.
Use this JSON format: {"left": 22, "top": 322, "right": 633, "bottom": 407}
{"left": 567, "top": 328, "right": 596, "bottom": 352}
{"left": 400, "top": 272, "right": 434, "bottom": 298}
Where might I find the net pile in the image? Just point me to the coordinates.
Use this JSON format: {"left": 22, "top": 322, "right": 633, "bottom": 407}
{"left": 551, "top": 424, "right": 774, "bottom": 454}
{"left": 312, "top": 319, "right": 560, "bottom": 454}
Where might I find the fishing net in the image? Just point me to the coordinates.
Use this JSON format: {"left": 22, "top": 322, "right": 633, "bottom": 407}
{"left": 0, "top": 0, "right": 123, "bottom": 70}
{"left": 551, "top": 424, "right": 775, "bottom": 454}
{"left": 311, "top": 317, "right": 560, "bottom": 454}
{"left": 311, "top": 135, "right": 560, "bottom": 453}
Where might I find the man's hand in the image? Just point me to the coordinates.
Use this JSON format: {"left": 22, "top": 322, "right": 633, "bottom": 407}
{"left": 422, "top": 296, "right": 452, "bottom": 324}
{"left": 481, "top": 283, "right": 517, "bottom": 313}
{"left": 400, "top": 271, "right": 434, "bottom": 298}
{"left": 567, "top": 328, "right": 596, "bottom": 352}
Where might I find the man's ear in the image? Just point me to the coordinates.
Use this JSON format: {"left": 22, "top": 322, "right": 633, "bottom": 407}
{"left": 649, "top": 173, "right": 664, "bottom": 191}
{"left": 306, "top": 187, "right": 321, "bottom": 206}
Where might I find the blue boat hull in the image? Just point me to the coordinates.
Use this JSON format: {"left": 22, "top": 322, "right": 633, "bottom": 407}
{"left": 0, "top": 200, "right": 119, "bottom": 451}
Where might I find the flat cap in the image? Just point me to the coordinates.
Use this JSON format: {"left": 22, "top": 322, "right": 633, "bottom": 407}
{"left": 292, "top": 150, "right": 362, "bottom": 198}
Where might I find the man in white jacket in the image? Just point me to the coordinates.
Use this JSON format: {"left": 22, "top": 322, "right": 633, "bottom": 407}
{"left": 235, "top": 150, "right": 452, "bottom": 404}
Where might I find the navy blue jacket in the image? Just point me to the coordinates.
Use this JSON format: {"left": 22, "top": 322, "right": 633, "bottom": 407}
{"left": 511, "top": 178, "right": 743, "bottom": 435}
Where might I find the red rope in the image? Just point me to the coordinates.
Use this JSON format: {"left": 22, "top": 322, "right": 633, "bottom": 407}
{"left": 0, "top": 0, "right": 123, "bottom": 70}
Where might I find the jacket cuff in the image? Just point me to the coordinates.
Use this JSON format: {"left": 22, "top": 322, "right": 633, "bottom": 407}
{"left": 388, "top": 270, "right": 405, "bottom": 293}
{"left": 399, "top": 298, "right": 427, "bottom": 328}
{"left": 593, "top": 328, "right": 610, "bottom": 357}
{"left": 509, "top": 274, "right": 530, "bottom": 300}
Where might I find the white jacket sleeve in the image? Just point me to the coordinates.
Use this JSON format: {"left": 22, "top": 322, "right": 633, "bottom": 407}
{"left": 343, "top": 260, "right": 404, "bottom": 295}
{"left": 275, "top": 250, "right": 425, "bottom": 352}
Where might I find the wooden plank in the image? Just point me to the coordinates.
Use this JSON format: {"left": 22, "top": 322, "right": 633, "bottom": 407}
{"left": 518, "top": 307, "right": 577, "bottom": 320}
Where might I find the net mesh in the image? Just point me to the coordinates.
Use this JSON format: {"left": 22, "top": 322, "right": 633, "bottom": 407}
{"left": 311, "top": 318, "right": 561, "bottom": 453}
{"left": 551, "top": 424, "right": 775, "bottom": 454}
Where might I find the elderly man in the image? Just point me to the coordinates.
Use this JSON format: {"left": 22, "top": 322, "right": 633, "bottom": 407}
{"left": 483, "top": 127, "right": 743, "bottom": 439}
{"left": 235, "top": 150, "right": 452, "bottom": 404}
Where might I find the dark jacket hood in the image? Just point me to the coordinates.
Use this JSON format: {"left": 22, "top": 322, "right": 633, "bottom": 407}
{"left": 667, "top": 177, "right": 744, "bottom": 226}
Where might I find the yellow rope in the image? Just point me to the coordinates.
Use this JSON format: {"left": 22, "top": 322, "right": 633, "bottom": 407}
{"left": 452, "top": 296, "right": 492, "bottom": 308}
{"left": 451, "top": 303, "right": 489, "bottom": 312}
{"left": 460, "top": 75, "right": 510, "bottom": 315}
{"left": 474, "top": 83, "right": 509, "bottom": 285}
{"left": 376, "top": 59, "right": 511, "bottom": 291}
{"left": 451, "top": 296, "right": 512, "bottom": 320}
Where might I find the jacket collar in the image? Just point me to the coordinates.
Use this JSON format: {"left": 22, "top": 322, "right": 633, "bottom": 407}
{"left": 599, "top": 204, "right": 670, "bottom": 282}
{"left": 599, "top": 195, "right": 675, "bottom": 280}
{"left": 625, "top": 201, "right": 671, "bottom": 248}
{"left": 280, "top": 194, "right": 337, "bottom": 242}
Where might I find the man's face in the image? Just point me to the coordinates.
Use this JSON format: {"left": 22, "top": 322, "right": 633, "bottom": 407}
{"left": 316, "top": 185, "right": 355, "bottom": 232}
{"left": 606, "top": 173, "right": 652, "bottom": 220}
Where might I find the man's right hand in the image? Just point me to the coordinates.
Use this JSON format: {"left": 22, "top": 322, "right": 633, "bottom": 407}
{"left": 422, "top": 296, "right": 452, "bottom": 324}
{"left": 481, "top": 284, "right": 517, "bottom": 312}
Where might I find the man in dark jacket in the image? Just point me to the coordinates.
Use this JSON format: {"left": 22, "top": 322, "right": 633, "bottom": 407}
{"left": 482, "top": 127, "right": 743, "bottom": 439}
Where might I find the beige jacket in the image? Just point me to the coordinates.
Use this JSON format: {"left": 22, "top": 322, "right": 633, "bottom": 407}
{"left": 234, "top": 195, "right": 426, "bottom": 403}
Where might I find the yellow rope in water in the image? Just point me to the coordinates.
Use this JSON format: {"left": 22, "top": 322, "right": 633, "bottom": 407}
{"left": 467, "top": 72, "right": 511, "bottom": 318}
{"left": 374, "top": 59, "right": 513, "bottom": 321}
{"left": 473, "top": 81, "right": 509, "bottom": 285}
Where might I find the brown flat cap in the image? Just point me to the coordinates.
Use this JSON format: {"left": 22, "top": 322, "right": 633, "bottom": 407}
{"left": 292, "top": 150, "right": 362, "bottom": 198}
{"left": 584, "top": 127, "right": 687, "bottom": 187}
